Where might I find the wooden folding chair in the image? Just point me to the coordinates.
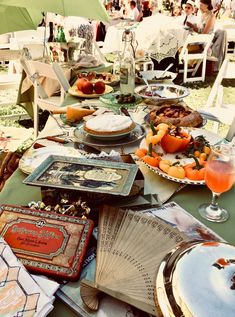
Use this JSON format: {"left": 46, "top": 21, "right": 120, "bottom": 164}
{"left": 20, "top": 59, "right": 71, "bottom": 139}
{"left": 179, "top": 33, "right": 214, "bottom": 83}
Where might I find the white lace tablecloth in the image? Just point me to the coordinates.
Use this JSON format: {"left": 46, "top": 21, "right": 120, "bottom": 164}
{"left": 135, "top": 14, "right": 188, "bottom": 62}
{"left": 103, "top": 13, "right": 188, "bottom": 62}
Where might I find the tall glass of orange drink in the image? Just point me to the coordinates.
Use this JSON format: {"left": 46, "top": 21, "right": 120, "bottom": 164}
{"left": 199, "top": 144, "right": 235, "bottom": 222}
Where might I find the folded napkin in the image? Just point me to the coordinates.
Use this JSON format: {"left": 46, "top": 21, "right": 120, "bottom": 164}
{"left": 0, "top": 237, "right": 54, "bottom": 317}
{"left": 73, "top": 54, "right": 101, "bottom": 69}
{"left": 136, "top": 161, "right": 182, "bottom": 204}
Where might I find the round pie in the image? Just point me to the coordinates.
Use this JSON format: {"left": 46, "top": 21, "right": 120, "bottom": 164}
{"left": 84, "top": 114, "right": 136, "bottom": 135}
{"left": 149, "top": 103, "right": 203, "bottom": 127}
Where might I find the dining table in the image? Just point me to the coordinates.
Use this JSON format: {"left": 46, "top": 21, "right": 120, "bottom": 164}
{"left": 102, "top": 13, "right": 188, "bottom": 62}
{"left": 1, "top": 89, "right": 235, "bottom": 317}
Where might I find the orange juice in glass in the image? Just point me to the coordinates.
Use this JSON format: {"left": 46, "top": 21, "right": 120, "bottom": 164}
{"left": 199, "top": 145, "right": 235, "bottom": 222}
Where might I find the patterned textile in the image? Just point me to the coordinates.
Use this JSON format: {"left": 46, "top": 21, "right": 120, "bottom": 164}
{"left": 0, "top": 238, "right": 53, "bottom": 317}
{"left": 77, "top": 24, "right": 94, "bottom": 54}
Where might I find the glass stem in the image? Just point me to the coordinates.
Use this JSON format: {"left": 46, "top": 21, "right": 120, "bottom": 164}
{"left": 208, "top": 192, "right": 221, "bottom": 216}
{"left": 210, "top": 192, "right": 220, "bottom": 210}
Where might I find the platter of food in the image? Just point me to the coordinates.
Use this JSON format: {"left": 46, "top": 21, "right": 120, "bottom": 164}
{"left": 135, "top": 84, "right": 189, "bottom": 101}
{"left": 83, "top": 114, "right": 136, "bottom": 140}
{"left": 145, "top": 102, "right": 204, "bottom": 128}
{"left": 68, "top": 84, "right": 113, "bottom": 98}
{"left": 76, "top": 71, "right": 119, "bottom": 86}
{"left": 99, "top": 92, "right": 142, "bottom": 109}
{"left": 74, "top": 123, "right": 146, "bottom": 147}
{"left": 60, "top": 106, "right": 96, "bottom": 126}
{"left": 136, "top": 125, "right": 223, "bottom": 185}
{"left": 136, "top": 70, "right": 177, "bottom": 84}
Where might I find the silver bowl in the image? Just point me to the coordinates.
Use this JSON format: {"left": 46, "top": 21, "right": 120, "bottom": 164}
{"left": 134, "top": 83, "right": 189, "bottom": 101}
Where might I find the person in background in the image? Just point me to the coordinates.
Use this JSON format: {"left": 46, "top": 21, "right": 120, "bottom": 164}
{"left": 142, "top": 1, "right": 153, "bottom": 17}
{"left": 126, "top": 1, "right": 140, "bottom": 21}
{"left": 186, "top": 0, "right": 216, "bottom": 33}
{"left": 171, "top": 5, "right": 182, "bottom": 16}
{"left": 181, "top": 0, "right": 198, "bottom": 26}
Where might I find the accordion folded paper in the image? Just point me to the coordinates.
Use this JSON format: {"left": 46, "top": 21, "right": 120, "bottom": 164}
{"left": 81, "top": 206, "right": 187, "bottom": 315}
{"left": 0, "top": 237, "right": 53, "bottom": 317}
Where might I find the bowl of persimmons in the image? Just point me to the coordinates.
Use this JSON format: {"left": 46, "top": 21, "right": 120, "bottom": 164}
{"left": 68, "top": 77, "right": 113, "bottom": 98}
{"left": 135, "top": 122, "right": 211, "bottom": 185}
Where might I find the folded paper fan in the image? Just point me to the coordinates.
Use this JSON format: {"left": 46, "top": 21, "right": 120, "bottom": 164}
{"left": 81, "top": 206, "right": 187, "bottom": 315}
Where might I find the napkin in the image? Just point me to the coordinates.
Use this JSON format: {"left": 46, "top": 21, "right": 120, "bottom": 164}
{"left": 0, "top": 126, "right": 33, "bottom": 152}
{"left": 0, "top": 237, "right": 54, "bottom": 317}
{"left": 136, "top": 161, "right": 182, "bottom": 204}
{"left": 73, "top": 55, "right": 101, "bottom": 69}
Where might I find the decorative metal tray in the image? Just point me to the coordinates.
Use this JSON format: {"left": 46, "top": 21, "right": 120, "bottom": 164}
{"left": 24, "top": 156, "right": 138, "bottom": 196}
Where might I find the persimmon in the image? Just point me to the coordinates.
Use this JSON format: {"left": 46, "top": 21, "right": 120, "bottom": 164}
{"left": 135, "top": 148, "right": 148, "bottom": 158}
{"left": 142, "top": 143, "right": 161, "bottom": 167}
{"left": 77, "top": 78, "right": 88, "bottom": 91}
{"left": 145, "top": 122, "right": 168, "bottom": 145}
{"left": 142, "top": 155, "right": 161, "bottom": 167}
{"left": 168, "top": 165, "right": 185, "bottom": 179}
{"left": 161, "top": 128, "right": 191, "bottom": 153}
{"left": 184, "top": 156, "right": 206, "bottom": 181}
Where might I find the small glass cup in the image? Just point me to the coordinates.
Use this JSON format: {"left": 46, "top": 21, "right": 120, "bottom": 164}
{"left": 198, "top": 144, "right": 235, "bottom": 222}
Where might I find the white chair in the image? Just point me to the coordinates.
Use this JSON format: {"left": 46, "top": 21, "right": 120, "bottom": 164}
{"left": 0, "top": 49, "right": 22, "bottom": 90}
{"left": 22, "top": 43, "right": 47, "bottom": 61}
{"left": 20, "top": 59, "right": 72, "bottom": 138}
{"left": 225, "top": 116, "right": 235, "bottom": 142}
{"left": 179, "top": 33, "right": 214, "bottom": 83}
{"left": 198, "top": 58, "right": 235, "bottom": 134}
{"left": 222, "top": 22, "right": 235, "bottom": 56}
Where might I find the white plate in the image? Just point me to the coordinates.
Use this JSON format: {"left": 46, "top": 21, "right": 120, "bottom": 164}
{"left": 140, "top": 128, "right": 223, "bottom": 185}
{"left": 68, "top": 85, "right": 113, "bottom": 98}
{"left": 19, "top": 145, "right": 82, "bottom": 174}
{"left": 83, "top": 124, "right": 136, "bottom": 141}
{"left": 139, "top": 70, "right": 177, "bottom": 82}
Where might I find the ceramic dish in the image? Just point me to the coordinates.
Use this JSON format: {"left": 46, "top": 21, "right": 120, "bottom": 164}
{"left": 68, "top": 85, "right": 113, "bottom": 98}
{"left": 74, "top": 123, "right": 146, "bottom": 147}
{"left": 76, "top": 72, "right": 120, "bottom": 86}
{"left": 19, "top": 145, "right": 82, "bottom": 174}
{"left": 140, "top": 128, "right": 223, "bottom": 185}
{"left": 135, "top": 84, "right": 189, "bottom": 101}
{"left": 84, "top": 126, "right": 136, "bottom": 141}
{"left": 99, "top": 92, "right": 142, "bottom": 110}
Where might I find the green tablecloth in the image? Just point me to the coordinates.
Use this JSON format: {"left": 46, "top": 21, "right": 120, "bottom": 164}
{"left": 0, "top": 167, "right": 235, "bottom": 317}
{"left": 1, "top": 167, "right": 235, "bottom": 244}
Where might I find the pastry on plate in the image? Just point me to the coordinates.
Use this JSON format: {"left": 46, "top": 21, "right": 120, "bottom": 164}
{"left": 84, "top": 114, "right": 136, "bottom": 136}
{"left": 149, "top": 103, "right": 203, "bottom": 127}
{"left": 66, "top": 106, "right": 95, "bottom": 122}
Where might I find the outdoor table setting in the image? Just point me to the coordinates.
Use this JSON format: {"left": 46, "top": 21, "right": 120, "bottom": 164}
{"left": 1, "top": 73, "right": 235, "bottom": 317}
{"left": 1, "top": 3, "right": 235, "bottom": 312}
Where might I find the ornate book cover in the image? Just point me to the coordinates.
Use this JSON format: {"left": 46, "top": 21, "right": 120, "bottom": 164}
{"left": 0, "top": 204, "right": 94, "bottom": 281}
